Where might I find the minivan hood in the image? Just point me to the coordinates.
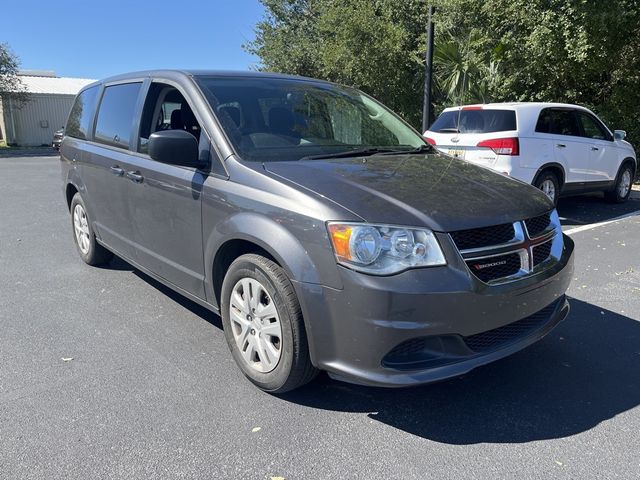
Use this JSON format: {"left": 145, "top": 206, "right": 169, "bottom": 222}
{"left": 264, "top": 153, "right": 553, "bottom": 232}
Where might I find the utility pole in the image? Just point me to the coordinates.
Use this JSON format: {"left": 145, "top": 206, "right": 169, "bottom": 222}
{"left": 421, "top": 5, "right": 436, "bottom": 134}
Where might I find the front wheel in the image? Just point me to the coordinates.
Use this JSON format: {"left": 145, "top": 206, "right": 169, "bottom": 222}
{"left": 220, "top": 254, "right": 318, "bottom": 393}
{"left": 605, "top": 164, "right": 634, "bottom": 203}
{"left": 534, "top": 171, "right": 560, "bottom": 206}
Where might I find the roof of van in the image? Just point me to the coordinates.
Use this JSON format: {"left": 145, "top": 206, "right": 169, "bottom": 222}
{"left": 441, "top": 102, "right": 591, "bottom": 112}
{"left": 87, "top": 69, "right": 334, "bottom": 88}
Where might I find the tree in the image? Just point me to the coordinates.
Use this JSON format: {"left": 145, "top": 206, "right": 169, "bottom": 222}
{"left": 0, "top": 43, "right": 28, "bottom": 106}
{"left": 246, "top": 0, "right": 429, "bottom": 127}
{"left": 247, "top": 0, "right": 640, "bottom": 143}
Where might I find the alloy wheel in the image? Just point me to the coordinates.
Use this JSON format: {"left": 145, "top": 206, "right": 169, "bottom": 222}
{"left": 619, "top": 169, "right": 632, "bottom": 198}
{"left": 540, "top": 179, "right": 556, "bottom": 202}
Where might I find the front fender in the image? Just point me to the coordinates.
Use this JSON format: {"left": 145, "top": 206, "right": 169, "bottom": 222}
{"left": 203, "top": 211, "right": 342, "bottom": 306}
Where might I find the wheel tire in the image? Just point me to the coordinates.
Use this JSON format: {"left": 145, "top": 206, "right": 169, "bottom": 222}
{"left": 70, "top": 193, "right": 113, "bottom": 266}
{"left": 605, "top": 163, "right": 634, "bottom": 203}
{"left": 534, "top": 171, "right": 560, "bottom": 206}
{"left": 220, "top": 253, "right": 317, "bottom": 393}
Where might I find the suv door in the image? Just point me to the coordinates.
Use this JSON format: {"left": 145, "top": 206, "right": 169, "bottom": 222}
{"left": 535, "top": 108, "right": 589, "bottom": 183}
{"left": 82, "top": 81, "right": 144, "bottom": 259}
{"left": 575, "top": 110, "right": 618, "bottom": 183}
{"left": 123, "top": 81, "right": 208, "bottom": 299}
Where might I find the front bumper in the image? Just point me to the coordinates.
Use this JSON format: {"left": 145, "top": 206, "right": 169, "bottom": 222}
{"left": 294, "top": 233, "right": 574, "bottom": 387}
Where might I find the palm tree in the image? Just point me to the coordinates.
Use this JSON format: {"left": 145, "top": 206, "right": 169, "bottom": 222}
{"left": 433, "top": 31, "right": 501, "bottom": 106}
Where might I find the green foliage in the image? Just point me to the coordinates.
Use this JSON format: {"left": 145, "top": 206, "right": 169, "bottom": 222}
{"left": 247, "top": 0, "right": 640, "bottom": 142}
{"left": 0, "top": 43, "right": 28, "bottom": 106}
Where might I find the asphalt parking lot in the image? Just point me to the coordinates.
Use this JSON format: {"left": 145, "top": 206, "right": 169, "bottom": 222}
{"left": 1, "top": 153, "right": 639, "bottom": 479}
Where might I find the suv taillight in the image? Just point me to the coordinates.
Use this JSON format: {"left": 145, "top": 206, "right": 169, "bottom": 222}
{"left": 477, "top": 137, "right": 519, "bottom": 156}
{"left": 424, "top": 136, "right": 436, "bottom": 146}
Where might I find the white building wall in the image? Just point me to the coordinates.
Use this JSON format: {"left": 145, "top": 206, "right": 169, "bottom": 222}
{"left": 6, "top": 93, "right": 75, "bottom": 146}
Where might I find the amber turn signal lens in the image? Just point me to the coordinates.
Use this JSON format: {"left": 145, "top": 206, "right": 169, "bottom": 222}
{"left": 328, "top": 224, "right": 353, "bottom": 261}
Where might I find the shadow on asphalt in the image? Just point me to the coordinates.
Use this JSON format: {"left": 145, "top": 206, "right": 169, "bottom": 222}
{"left": 557, "top": 193, "right": 640, "bottom": 226}
{"left": 277, "top": 299, "right": 640, "bottom": 444}
{"left": 130, "top": 268, "right": 224, "bottom": 330}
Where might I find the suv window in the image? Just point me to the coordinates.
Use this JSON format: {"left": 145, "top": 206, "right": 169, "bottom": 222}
{"left": 94, "top": 82, "right": 142, "bottom": 149}
{"left": 577, "top": 111, "right": 612, "bottom": 141}
{"left": 66, "top": 86, "right": 100, "bottom": 140}
{"left": 535, "top": 108, "right": 580, "bottom": 136}
{"left": 430, "top": 109, "right": 517, "bottom": 134}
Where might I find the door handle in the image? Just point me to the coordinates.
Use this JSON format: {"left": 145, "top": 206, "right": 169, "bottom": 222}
{"left": 126, "top": 170, "right": 144, "bottom": 183}
{"left": 591, "top": 146, "right": 599, "bottom": 151}
{"left": 556, "top": 144, "right": 566, "bottom": 148}
{"left": 110, "top": 166, "right": 124, "bottom": 176}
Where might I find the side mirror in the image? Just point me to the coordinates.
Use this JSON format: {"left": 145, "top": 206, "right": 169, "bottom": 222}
{"left": 614, "top": 130, "right": 627, "bottom": 141}
{"left": 148, "top": 130, "right": 201, "bottom": 167}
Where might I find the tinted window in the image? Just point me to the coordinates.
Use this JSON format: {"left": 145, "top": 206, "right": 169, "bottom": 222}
{"left": 577, "top": 111, "right": 611, "bottom": 141}
{"left": 94, "top": 83, "right": 142, "bottom": 149}
{"left": 66, "top": 86, "right": 99, "bottom": 140}
{"left": 430, "top": 109, "right": 517, "bottom": 134}
{"left": 535, "top": 109, "right": 580, "bottom": 136}
{"left": 195, "top": 76, "right": 424, "bottom": 162}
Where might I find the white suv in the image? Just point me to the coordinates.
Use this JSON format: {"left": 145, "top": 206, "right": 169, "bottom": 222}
{"left": 424, "top": 103, "right": 637, "bottom": 204}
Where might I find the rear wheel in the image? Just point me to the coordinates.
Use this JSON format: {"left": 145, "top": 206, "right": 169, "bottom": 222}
{"left": 220, "top": 254, "right": 317, "bottom": 393}
{"left": 70, "top": 193, "right": 113, "bottom": 266}
{"left": 534, "top": 170, "right": 560, "bottom": 205}
{"left": 605, "top": 163, "right": 634, "bottom": 203}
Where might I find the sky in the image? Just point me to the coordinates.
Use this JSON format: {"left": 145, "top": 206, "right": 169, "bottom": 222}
{"left": 2, "top": 0, "right": 266, "bottom": 80}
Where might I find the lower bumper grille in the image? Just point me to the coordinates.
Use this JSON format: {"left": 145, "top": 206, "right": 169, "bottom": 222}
{"left": 463, "top": 299, "right": 560, "bottom": 353}
{"left": 382, "top": 297, "right": 564, "bottom": 369}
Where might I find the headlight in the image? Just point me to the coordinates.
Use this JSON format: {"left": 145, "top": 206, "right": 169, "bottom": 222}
{"left": 327, "top": 222, "right": 446, "bottom": 275}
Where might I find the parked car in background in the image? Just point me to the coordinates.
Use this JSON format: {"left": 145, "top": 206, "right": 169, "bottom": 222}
{"left": 61, "top": 71, "right": 573, "bottom": 393}
{"left": 424, "top": 103, "right": 637, "bottom": 204}
{"left": 52, "top": 127, "right": 64, "bottom": 150}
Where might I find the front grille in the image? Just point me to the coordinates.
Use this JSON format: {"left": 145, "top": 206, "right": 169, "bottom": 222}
{"left": 463, "top": 299, "right": 560, "bottom": 353}
{"left": 533, "top": 241, "right": 552, "bottom": 266}
{"left": 466, "top": 252, "right": 521, "bottom": 283}
{"left": 525, "top": 212, "right": 551, "bottom": 238}
{"left": 450, "top": 223, "right": 515, "bottom": 251}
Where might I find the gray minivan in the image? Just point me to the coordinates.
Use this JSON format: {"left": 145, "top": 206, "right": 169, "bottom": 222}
{"left": 60, "top": 70, "right": 574, "bottom": 393}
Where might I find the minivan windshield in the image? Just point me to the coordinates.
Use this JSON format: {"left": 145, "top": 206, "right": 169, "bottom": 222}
{"left": 430, "top": 109, "right": 517, "bottom": 134}
{"left": 195, "top": 76, "right": 426, "bottom": 162}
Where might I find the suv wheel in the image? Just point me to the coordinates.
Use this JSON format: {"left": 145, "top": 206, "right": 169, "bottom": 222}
{"left": 220, "top": 253, "right": 317, "bottom": 393}
{"left": 534, "top": 171, "right": 560, "bottom": 205}
{"left": 70, "top": 193, "right": 113, "bottom": 266}
{"left": 605, "top": 164, "right": 634, "bottom": 203}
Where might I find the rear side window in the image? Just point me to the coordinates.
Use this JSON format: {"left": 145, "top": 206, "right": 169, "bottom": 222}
{"left": 66, "top": 86, "right": 99, "bottom": 140}
{"left": 535, "top": 109, "right": 580, "bottom": 136}
{"left": 430, "top": 109, "right": 517, "bottom": 134}
{"left": 94, "top": 82, "right": 142, "bottom": 149}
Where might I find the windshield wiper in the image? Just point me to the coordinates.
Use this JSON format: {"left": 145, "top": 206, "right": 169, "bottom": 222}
{"left": 299, "top": 147, "right": 403, "bottom": 161}
{"left": 374, "top": 144, "right": 434, "bottom": 156}
{"left": 438, "top": 128, "right": 460, "bottom": 133}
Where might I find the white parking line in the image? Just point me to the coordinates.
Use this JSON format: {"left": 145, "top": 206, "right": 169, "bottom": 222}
{"left": 564, "top": 209, "right": 640, "bottom": 235}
